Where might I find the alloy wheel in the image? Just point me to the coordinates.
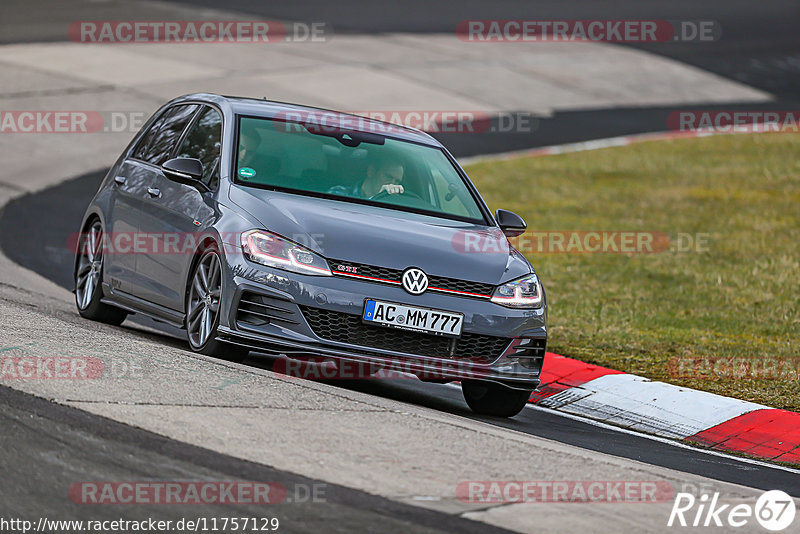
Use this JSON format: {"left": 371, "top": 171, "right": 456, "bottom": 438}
{"left": 75, "top": 221, "right": 103, "bottom": 310}
{"left": 187, "top": 251, "right": 222, "bottom": 348}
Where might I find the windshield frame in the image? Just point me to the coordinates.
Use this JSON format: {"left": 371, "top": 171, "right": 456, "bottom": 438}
{"left": 231, "top": 114, "right": 493, "bottom": 226}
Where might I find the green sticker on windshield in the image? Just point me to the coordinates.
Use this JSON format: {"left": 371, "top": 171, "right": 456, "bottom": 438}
{"left": 238, "top": 167, "right": 256, "bottom": 179}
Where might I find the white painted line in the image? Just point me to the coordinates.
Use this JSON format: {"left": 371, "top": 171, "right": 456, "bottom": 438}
{"left": 539, "top": 374, "right": 765, "bottom": 439}
{"left": 525, "top": 404, "right": 800, "bottom": 476}
{"left": 444, "top": 382, "right": 799, "bottom": 474}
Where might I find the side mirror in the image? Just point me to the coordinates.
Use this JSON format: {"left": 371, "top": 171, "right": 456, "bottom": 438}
{"left": 496, "top": 209, "right": 526, "bottom": 237}
{"left": 162, "top": 157, "right": 204, "bottom": 185}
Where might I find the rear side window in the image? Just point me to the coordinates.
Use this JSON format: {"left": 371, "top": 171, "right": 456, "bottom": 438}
{"left": 177, "top": 106, "right": 223, "bottom": 188}
{"left": 133, "top": 104, "right": 199, "bottom": 166}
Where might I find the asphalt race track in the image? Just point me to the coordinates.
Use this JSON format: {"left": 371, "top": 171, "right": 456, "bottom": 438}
{"left": 1, "top": 170, "right": 799, "bottom": 507}
{"left": 160, "top": 0, "right": 800, "bottom": 103}
{"left": 6, "top": 0, "right": 800, "bottom": 97}
{"left": 0, "top": 384, "right": 513, "bottom": 533}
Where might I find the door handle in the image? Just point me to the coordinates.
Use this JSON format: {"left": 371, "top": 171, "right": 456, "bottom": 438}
{"left": 147, "top": 187, "right": 161, "bottom": 198}
{"left": 114, "top": 176, "right": 127, "bottom": 185}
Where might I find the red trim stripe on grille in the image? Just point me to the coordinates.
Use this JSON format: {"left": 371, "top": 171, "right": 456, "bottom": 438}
{"left": 333, "top": 269, "right": 491, "bottom": 298}
{"left": 333, "top": 270, "right": 401, "bottom": 285}
{"left": 428, "top": 286, "right": 491, "bottom": 299}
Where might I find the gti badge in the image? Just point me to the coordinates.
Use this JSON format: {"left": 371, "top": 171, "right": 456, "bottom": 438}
{"left": 402, "top": 267, "right": 429, "bottom": 295}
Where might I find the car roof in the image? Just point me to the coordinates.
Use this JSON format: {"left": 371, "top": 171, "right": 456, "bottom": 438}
{"left": 169, "top": 93, "right": 441, "bottom": 146}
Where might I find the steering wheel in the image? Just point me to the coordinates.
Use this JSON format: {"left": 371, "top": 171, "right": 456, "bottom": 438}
{"left": 369, "top": 188, "right": 424, "bottom": 201}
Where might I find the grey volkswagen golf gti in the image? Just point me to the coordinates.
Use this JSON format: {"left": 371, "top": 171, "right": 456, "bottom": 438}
{"left": 74, "top": 94, "right": 547, "bottom": 417}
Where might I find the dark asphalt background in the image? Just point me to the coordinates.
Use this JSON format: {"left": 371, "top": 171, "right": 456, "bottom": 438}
{"left": 2, "top": 0, "right": 800, "bottom": 527}
{"left": 2, "top": 0, "right": 799, "bottom": 157}
{"left": 160, "top": 0, "right": 800, "bottom": 100}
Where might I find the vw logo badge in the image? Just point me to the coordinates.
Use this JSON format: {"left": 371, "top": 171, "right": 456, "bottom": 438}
{"left": 402, "top": 267, "right": 429, "bottom": 295}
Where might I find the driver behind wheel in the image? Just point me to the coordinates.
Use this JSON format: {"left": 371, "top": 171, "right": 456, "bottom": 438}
{"left": 328, "top": 156, "right": 405, "bottom": 199}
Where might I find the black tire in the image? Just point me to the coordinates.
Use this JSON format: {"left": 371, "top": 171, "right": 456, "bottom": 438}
{"left": 74, "top": 219, "right": 128, "bottom": 326}
{"left": 462, "top": 380, "right": 532, "bottom": 418}
{"left": 185, "top": 245, "right": 248, "bottom": 363}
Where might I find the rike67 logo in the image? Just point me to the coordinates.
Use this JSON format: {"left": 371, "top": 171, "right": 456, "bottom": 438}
{"left": 668, "top": 490, "right": 796, "bottom": 531}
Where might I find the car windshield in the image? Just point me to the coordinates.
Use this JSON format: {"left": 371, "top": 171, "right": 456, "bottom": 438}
{"left": 234, "top": 116, "right": 486, "bottom": 223}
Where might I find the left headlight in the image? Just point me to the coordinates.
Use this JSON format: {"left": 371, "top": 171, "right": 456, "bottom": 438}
{"left": 490, "top": 273, "right": 544, "bottom": 308}
{"left": 241, "top": 229, "right": 332, "bottom": 276}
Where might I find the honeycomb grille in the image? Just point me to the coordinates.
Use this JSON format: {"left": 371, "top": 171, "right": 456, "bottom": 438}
{"left": 300, "top": 306, "right": 510, "bottom": 363}
{"left": 329, "top": 259, "right": 494, "bottom": 298}
{"left": 426, "top": 274, "right": 495, "bottom": 296}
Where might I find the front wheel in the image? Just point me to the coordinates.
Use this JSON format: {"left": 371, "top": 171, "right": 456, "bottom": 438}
{"left": 185, "top": 246, "right": 248, "bottom": 363}
{"left": 462, "top": 380, "right": 532, "bottom": 418}
{"left": 74, "top": 219, "right": 128, "bottom": 325}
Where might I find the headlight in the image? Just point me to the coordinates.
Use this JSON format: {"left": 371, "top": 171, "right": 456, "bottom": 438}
{"left": 490, "top": 273, "right": 543, "bottom": 308}
{"left": 241, "top": 230, "right": 332, "bottom": 276}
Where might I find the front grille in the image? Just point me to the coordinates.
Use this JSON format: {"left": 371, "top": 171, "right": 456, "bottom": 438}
{"left": 331, "top": 261, "right": 399, "bottom": 282}
{"left": 329, "top": 259, "right": 495, "bottom": 298}
{"left": 300, "top": 306, "right": 511, "bottom": 363}
{"left": 236, "top": 291, "right": 300, "bottom": 328}
{"left": 426, "top": 274, "right": 494, "bottom": 296}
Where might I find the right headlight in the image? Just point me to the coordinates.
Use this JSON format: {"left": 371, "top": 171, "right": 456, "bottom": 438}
{"left": 490, "top": 273, "right": 543, "bottom": 308}
{"left": 241, "top": 229, "right": 332, "bottom": 276}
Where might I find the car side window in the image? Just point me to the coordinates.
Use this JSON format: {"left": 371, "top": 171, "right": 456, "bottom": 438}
{"left": 177, "top": 106, "right": 223, "bottom": 188}
{"left": 132, "top": 104, "right": 199, "bottom": 166}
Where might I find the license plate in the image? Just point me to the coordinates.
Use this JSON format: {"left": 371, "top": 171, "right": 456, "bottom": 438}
{"left": 362, "top": 299, "right": 463, "bottom": 338}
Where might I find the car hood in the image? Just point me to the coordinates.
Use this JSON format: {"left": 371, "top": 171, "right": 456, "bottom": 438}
{"left": 228, "top": 185, "right": 532, "bottom": 285}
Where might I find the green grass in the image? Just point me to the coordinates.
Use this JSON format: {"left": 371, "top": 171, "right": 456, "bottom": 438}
{"left": 464, "top": 133, "right": 800, "bottom": 411}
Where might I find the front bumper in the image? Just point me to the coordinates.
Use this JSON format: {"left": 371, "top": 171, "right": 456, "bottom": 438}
{"left": 218, "top": 252, "right": 547, "bottom": 389}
